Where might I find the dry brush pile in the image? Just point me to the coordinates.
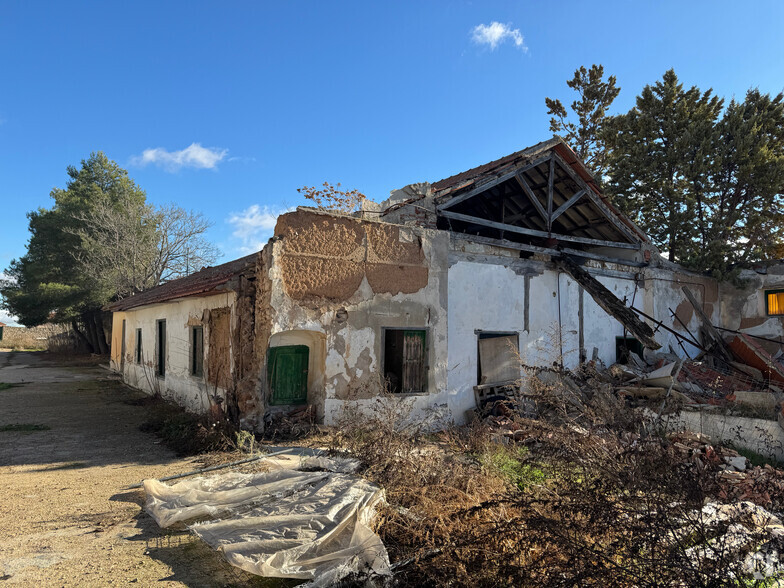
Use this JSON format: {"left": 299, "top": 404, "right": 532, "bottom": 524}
{"left": 331, "top": 379, "right": 784, "bottom": 587}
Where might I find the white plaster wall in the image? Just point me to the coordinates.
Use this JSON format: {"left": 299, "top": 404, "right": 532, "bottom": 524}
{"left": 580, "top": 273, "right": 640, "bottom": 365}
{"left": 447, "top": 260, "right": 529, "bottom": 423}
{"left": 115, "top": 292, "right": 236, "bottom": 413}
{"left": 446, "top": 260, "right": 648, "bottom": 422}
{"left": 670, "top": 411, "right": 784, "bottom": 463}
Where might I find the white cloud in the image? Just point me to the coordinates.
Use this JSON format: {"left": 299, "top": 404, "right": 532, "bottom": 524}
{"left": 227, "top": 205, "right": 291, "bottom": 255}
{"left": 131, "top": 143, "right": 228, "bottom": 172}
{"left": 471, "top": 21, "right": 527, "bottom": 51}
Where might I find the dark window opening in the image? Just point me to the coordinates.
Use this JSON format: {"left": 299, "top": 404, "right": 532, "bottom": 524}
{"left": 135, "top": 328, "right": 142, "bottom": 363}
{"left": 477, "top": 332, "right": 520, "bottom": 385}
{"left": 191, "top": 326, "right": 204, "bottom": 377}
{"left": 156, "top": 320, "right": 166, "bottom": 377}
{"left": 616, "top": 336, "right": 643, "bottom": 364}
{"left": 766, "top": 289, "right": 784, "bottom": 316}
{"left": 383, "top": 328, "right": 427, "bottom": 394}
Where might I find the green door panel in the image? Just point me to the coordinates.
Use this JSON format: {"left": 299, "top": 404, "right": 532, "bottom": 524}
{"left": 268, "top": 345, "right": 309, "bottom": 405}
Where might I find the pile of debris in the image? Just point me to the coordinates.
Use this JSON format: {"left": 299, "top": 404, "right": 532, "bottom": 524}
{"left": 669, "top": 430, "right": 784, "bottom": 511}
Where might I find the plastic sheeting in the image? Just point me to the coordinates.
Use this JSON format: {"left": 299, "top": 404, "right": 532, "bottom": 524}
{"left": 143, "top": 449, "right": 390, "bottom": 586}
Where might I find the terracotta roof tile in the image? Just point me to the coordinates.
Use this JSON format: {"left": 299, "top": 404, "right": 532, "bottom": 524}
{"left": 106, "top": 253, "right": 258, "bottom": 312}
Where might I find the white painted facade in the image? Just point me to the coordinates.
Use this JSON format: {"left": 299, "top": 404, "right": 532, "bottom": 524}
{"left": 110, "top": 292, "right": 236, "bottom": 413}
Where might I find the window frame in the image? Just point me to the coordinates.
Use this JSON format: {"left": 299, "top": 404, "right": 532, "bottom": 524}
{"left": 156, "top": 319, "right": 166, "bottom": 378}
{"left": 191, "top": 325, "right": 204, "bottom": 378}
{"left": 381, "top": 327, "right": 429, "bottom": 395}
{"left": 135, "top": 328, "right": 142, "bottom": 364}
{"left": 766, "top": 289, "right": 784, "bottom": 316}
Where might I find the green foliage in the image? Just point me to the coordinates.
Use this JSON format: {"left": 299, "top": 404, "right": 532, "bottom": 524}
{"left": 1, "top": 152, "right": 147, "bottom": 326}
{"left": 0, "top": 423, "right": 51, "bottom": 432}
{"left": 604, "top": 70, "right": 784, "bottom": 276}
{"left": 545, "top": 64, "right": 621, "bottom": 178}
{"left": 480, "top": 446, "right": 546, "bottom": 491}
{"left": 1, "top": 153, "right": 219, "bottom": 352}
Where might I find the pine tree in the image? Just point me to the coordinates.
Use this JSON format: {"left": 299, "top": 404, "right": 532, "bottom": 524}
{"left": 545, "top": 64, "right": 620, "bottom": 178}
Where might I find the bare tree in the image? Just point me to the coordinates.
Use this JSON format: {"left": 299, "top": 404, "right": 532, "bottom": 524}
{"left": 70, "top": 198, "right": 220, "bottom": 300}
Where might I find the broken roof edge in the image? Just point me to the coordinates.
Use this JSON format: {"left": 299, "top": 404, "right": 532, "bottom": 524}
{"left": 430, "top": 135, "right": 652, "bottom": 247}
{"left": 105, "top": 252, "right": 260, "bottom": 312}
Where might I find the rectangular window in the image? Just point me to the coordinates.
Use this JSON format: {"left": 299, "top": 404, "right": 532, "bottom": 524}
{"left": 383, "top": 328, "right": 427, "bottom": 394}
{"left": 767, "top": 290, "right": 784, "bottom": 316}
{"left": 135, "top": 329, "right": 142, "bottom": 363}
{"left": 156, "top": 320, "right": 166, "bottom": 377}
{"left": 616, "top": 336, "right": 644, "bottom": 364}
{"left": 477, "top": 332, "right": 520, "bottom": 385}
{"left": 191, "top": 326, "right": 204, "bottom": 377}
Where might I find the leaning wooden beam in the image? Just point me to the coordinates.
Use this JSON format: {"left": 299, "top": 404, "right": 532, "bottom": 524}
{"left": 555, "top": 256, "right": 661, "bottom": 350}
{"left": 439, "top": 209, "right": 641, "bottom": 250}
{"left": 550, "top": 189, "right": 587, "bottom": 223}
{"left": 551, "top": 151, "right": 640, "bottom": 244}
{"left": 515, "top": 173, "right": 549, "bottom": 222}
{"left": 681, "top": 286, "right": 733, "bottom": 362}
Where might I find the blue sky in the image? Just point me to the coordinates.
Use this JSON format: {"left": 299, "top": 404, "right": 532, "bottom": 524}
{"left": 1, "top": 1, "right": 783, "bottom": 323}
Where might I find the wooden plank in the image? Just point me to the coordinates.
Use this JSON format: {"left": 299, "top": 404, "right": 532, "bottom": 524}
{"left": 439, "top": 209, "right": 640, "bottom": 250}
{"left": 681, "top": 286, "right": 733, "bottom": 361}
{"left": 547, "top": 157, "right": 554, "bottom": 232}
{"left": 551, "top": 151, "right": 640, "bottom": 244}
{"left": 555, "top": 255, "right": 661, "bottom": 350}
{"left": 515, "top": 173, "right": 549, "bottom": 222}
{"left": 449, "top": 233, "right": 648, "bottom": 267}
{"left": 437, "top": 154, "right": 552, "bottom": 211}
{"left": 551, "top": 189, "right": 587, "bottom": 223}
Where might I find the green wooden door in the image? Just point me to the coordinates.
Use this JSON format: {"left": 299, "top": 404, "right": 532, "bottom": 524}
{"left": 268, "top": 345, "right": 309, "bottom": 405}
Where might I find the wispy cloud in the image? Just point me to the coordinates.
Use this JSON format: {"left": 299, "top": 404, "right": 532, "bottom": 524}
{"left": 131, "top": 143, "right": 228, "bottom": 172}
{"left": 226, "top": 205, "right": 292, "bottom": 255}
{"left": 471, "top": 21, "right": 527, "bottom": 51}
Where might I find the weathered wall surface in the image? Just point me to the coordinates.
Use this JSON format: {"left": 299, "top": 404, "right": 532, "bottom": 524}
{"left": 719, "top": 268, "right": 784, "bottom": 352}
{"left": 671, "top": 411, "right": 784, "bottom": 463}
{"left": 268, "top": 209, "right": 448, "bottom": 424}
{"left": 112, "top": 292, "right": 237, "bottom": 414}
{"left": 0, "top": 324, "right": 75, "bottom": 350}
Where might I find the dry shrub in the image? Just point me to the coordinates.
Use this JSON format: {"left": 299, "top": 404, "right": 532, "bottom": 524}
{"left": 335, "top": 383, "right": 781, "bottom": 587}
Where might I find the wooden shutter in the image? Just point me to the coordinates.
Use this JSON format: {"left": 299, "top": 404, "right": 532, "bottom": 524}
{"left": 402, "top": 330, "right": 426, "bottom": 393}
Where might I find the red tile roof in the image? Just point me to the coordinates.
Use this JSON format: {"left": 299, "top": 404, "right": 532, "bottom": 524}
{"left": 106, "top": 253, "right": 258, "bottom": 312}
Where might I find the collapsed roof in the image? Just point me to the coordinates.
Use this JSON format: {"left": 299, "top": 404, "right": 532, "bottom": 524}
{"left": 432, "top": 137, "right": 648, "bottom": 253}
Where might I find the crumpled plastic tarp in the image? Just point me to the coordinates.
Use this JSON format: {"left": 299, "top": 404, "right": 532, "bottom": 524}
{"left": 143, "top": 449, "right": 390, "bottom": 586}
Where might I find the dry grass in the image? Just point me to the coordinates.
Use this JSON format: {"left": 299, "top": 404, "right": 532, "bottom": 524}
{"left": 329, "top": 382, "right": 782, "bottom": 587}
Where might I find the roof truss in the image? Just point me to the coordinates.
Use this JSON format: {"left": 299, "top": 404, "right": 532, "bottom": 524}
{"left": 436, "top": 151, "right": 640, "bottom": 250}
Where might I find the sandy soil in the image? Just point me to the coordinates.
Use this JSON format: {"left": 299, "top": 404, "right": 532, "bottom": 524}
{"left": 0, "top": 350, "right": 268, "bottom": 587}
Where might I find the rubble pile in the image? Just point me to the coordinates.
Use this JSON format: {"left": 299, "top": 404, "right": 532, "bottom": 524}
{"left": 669, "top": 430, "right": 784, "bottom": 511}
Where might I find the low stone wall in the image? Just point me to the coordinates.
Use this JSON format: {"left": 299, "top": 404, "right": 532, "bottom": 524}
{"left": 668, "top": 410, "right": 784, "bottom": 463}
{"left": 0, "top": 324, "right": 78, "bottom": 351}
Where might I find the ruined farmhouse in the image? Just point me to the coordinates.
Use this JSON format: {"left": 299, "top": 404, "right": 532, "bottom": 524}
{"left": 107, "top": 137, "right": 784, "bottom": 430}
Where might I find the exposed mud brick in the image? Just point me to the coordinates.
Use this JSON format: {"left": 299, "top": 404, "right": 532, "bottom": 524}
{"left": 365, "top": 224, "right": 425, "bottom": 265}
{"left": 276, "top": 211, "right": 364, "bottom": 259}
{"left": 279, "top": 256, "right": 365, "bottom": 301}
{"left": 207, "top": 307, "right": 231, "bottom": 389}
{"left": 366, "top": 263, "right": 429, "bottom": 295}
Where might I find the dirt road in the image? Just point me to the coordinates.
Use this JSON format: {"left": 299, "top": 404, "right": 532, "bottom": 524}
{"left": 0, "top": 350, "right": 261, "bottom": 587}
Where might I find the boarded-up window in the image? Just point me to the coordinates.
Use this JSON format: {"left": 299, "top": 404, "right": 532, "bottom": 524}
{"left": 207, "top": 308, "right": 231, "bottom": 389}
{"left": 192, "top": 326, "right": 204, "bottom": 377}
{"left": 478, "top": 333, "right": 519, "bottom": 385}
{"left": 383, "top": 329, "right": 427, "bottom": 394}
{"left": 767, "top": 290, "right": 784, "bottom": 316}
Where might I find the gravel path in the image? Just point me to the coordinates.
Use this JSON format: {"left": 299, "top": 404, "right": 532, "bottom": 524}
{"left": 0, "top": 350, "right": 263, "bottom": 587}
